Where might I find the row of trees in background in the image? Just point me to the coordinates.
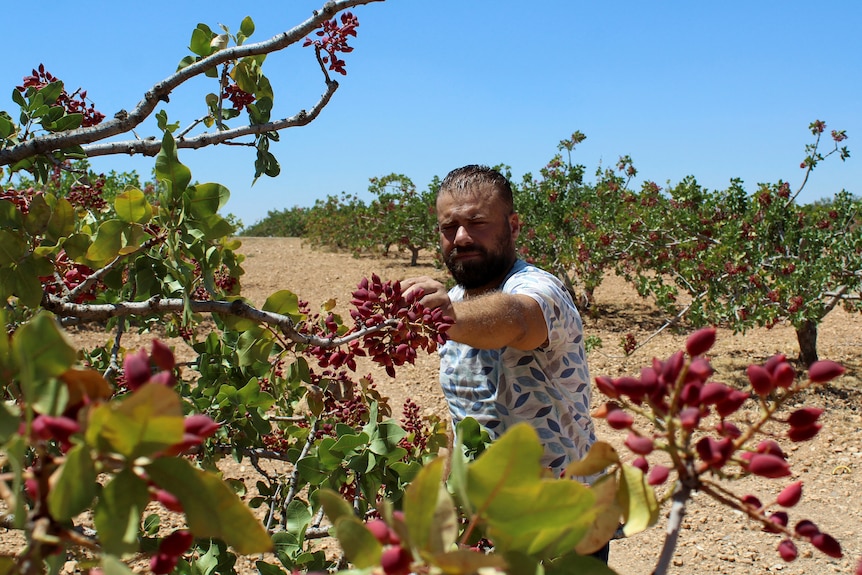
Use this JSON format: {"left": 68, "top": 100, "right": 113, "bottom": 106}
{"left": 247, "top": 125, "right": 861, "bottom": 366}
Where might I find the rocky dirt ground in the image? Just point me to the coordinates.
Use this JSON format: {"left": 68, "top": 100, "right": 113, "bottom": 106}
{"left": 17, "top": 237, "right": 861, "bottom": 575}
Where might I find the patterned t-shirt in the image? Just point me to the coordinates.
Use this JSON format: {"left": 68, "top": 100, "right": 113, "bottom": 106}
{"left": 439, "top": 260, "right": 596, "bottom": 474}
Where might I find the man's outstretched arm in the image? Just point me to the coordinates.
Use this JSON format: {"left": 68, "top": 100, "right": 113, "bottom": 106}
{"left": 401, "top": 276, "right": 547, "bottom": 351}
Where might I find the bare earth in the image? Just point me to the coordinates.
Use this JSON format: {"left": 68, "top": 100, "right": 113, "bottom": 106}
{"left": 234, "top": 238, "right": 862, "bottom": 575}
{"left": 36, "top": 237, "right": 862, "bottom": 574}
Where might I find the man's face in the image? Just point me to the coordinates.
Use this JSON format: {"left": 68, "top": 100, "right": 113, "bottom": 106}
{"left": 436, "top": 187, "right": 519, "bottom": 292}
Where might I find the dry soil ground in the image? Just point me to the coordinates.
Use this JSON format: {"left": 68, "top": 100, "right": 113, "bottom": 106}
{"left": 12, "top": 237, "right": 862, "bottom": 575}
{"left": 232, "top": 238, "right": 862, "bottom": 575}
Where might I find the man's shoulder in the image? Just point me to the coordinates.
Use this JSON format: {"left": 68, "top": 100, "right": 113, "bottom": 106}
{"left": 504, "top": 260, "right": 562, "bottom": 289}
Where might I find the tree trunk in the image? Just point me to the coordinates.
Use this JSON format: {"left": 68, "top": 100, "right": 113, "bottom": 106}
{"left": 795, "top": 320, "right": 819, "bottom": 367}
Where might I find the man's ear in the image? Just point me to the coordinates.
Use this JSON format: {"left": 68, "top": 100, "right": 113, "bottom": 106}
{"left": 510, "top": 212, "right": 521, "bottom": 240}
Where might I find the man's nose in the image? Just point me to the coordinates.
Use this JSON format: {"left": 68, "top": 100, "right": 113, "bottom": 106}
{"left": 454, "top": 225, "right": 472, "bottom": 245}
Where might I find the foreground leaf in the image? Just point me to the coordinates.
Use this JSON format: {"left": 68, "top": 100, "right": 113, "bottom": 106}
{"left": 147, "top": 457, "right": 272, "bottom": 554}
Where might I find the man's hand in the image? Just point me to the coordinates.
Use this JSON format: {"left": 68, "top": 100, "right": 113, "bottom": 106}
{"left": 401, "top": 276, "right": 454, "bottom": 317}
{"left": 401, "top": 276, "right": 548, "bottom": 351}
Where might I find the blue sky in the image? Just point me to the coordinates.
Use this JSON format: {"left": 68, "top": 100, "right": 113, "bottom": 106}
{"left": 3, "top": 1, "right": 860, "bottom": 227}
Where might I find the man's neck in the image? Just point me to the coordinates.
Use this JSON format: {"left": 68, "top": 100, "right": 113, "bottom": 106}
{"left": 463, "top": 259, "right": 518, "bottom": 298}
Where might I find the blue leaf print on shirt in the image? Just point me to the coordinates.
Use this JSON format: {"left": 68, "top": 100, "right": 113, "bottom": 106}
{"left": 514, "top": 393, "right": 530, "bottom": 408}
{"left": 529, "top": 367, "right": 547, "bottom": 381}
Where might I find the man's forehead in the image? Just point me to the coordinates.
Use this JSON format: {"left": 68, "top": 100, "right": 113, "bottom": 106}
{"left": 437, "top": 195, "right": 507, "bottom": 220}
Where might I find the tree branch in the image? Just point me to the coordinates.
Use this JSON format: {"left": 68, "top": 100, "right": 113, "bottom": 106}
{"left": 41, "top": 293, "right": 399, "bottom": 348}
{"left": 0, "top": 0, "right": 383, "bottom": 166}
{"left": 80, "top": 81, "right": 339, "bottom": 158}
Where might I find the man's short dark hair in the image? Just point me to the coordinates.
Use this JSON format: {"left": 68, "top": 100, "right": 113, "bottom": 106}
{"left": 438, "top": 165, "right": 514, "bottom": 214}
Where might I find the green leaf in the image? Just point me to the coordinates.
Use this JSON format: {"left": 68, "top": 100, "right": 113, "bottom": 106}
{"left": 544, "top": 551, "right": 618, "bottom": 575}
{"left": 46, "top": 113, "right": 83, "bottom": 132}
{"left": 0, "top": 401, "right": 20, "bottom": 444}
{"left": 0, "top": 200, "right": 23, "bottom": 229}
{"left": 466, "top": 423, "right": 596, "bottom": 557}
{"left": 47, "top": 442, "right": 97, "bottom": 520}
{"left": 0, "top": 229, "right": 27, "bottom": 265}
{"left": 619, "top": 463, "right": 659, "bottom": 536}
{"left": 236, "top": 329, "right": 274, "bottom": 367}
{"left": 404, "top": 457, "right": 457, "bottom": 554}
{"left": 94, "top": 469, "right": 151, "bottom": 555}
{"left": 114, "top": 188, "right": 152, "bottom": 224}
{"left": 3, "top": 436, "right": 27, "bottom": 529}
{"left": 231, "top": 60, "right": 259, "bottom": 96}
{"left": 188, "top": 182, "right": 230, "bottom": 218}
{"left": 62, "top": 233, "right": 91, "bottom": 261}
{"left": 317, "top": 488, "right": 355, "bottom": 525}
{"left": 190, "top": 26, "right": 214, "bottom": 57}
{"left": 147, "top": 457, "right": 272, "bottom": 555}
{"left": 101, "top": 553, "right": 138, "bottom": 575}
{"left": 284, "top": 499, "right": 312, "bottom": 541}
{"left": 41, "top": 105, "right": 64, "bottom": 125}
{"left": 177, "top": 55, "right": 196, "bottom": 71}
{"left": 296, "top": 455, "right": 330, "bottom": 486}
{"left": 0, "top": 115, "right": 14, "bottom": 139}
{"left": 318, "top": 490, "right": 382, "bottom": 567}
{"left": 575, "top": 474, "right": 623, "bottom": 556}
{"left": 239, "top": 16, "right": 255, "bottom": 38}
{"left": 195, "top": 213, "right": 235, "bottom": 241}
{"left": 85, "top": 383, "right": 184, "bottom": 459}
{"left": 37, "top": 81, "right": 64, "bottom": 106}
{"left": 564, "top": 441, "right": 620, "bottom": 478}
{"left": 155, "top": 131, "right": 191, "bottom": 197}
{"left": 46, "top": 197, "right": 75, "bottom": 242}
{"left": 332, "top": 517, "right": 382, "bottom": 568}
{"left": 329, "top": 431, "right": 370, "bottom": 458}
{"left": 24, "top": 193, "right": 51, "bottom": 235}
{"left": 262, "top": 290, "right": 304, "bottom": 321}
{"left": 12, "top": 312, "right": 76, "bottom": 388}
{"left": 12, "top": 87, "right": 27, "bottom": 108}
{"left": 85, "top": 219, "right": 126, "bottom": 264}
{"left": 366, "top": 419, "right": 407, "bottom": 456}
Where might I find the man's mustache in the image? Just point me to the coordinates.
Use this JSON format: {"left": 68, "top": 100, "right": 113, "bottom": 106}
{"left": 448, "top": 246, "right": 484, "bottom": 258}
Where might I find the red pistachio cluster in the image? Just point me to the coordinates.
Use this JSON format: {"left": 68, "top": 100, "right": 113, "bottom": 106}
{"left": 222, "top": 83, "right": 255, "bottom": 111}
{"left": 348, "top": 275, "right": 453, "bottom": 377}
{"left": 594, "top": 327, "right": 847, "bottom": 563}
{"left": 123, "top": 339, "right": 178, "bottom": 390}
{"left": 17, "top": 64, "right": 105, "bottom": 127}
{"left": 302, "top": 12, "right": 359, "bottom": 75}
{"left": 307, "top": 274, "right": 452, "bottom": 378}
{"left": 150, "top": 530, "right": 195, "bottom": 575}
{"left": 40, "top": 251, "right": 99, "bottom": 303}
{"left": 366, "top": 513, "right": 413, "bottom": 575}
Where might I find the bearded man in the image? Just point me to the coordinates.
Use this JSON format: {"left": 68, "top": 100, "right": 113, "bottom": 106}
{"left": 401, "top": 164, "right": 597, "bottom": 477}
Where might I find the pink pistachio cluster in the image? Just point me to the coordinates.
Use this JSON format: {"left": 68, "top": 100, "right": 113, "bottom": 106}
{"left": 302, "top": 11, "right": 359, "bottom": 75}
{"left": 594, "top": 327, "right": 848, "bottom": 563}
{"left": 17, "top": 64, "right": 105, "bottom": 127}
{"left": 150, "top": 530, "right": 195, "bottom": 574}
{"left": 307, "top": 274, "right": 452, "bottom": 378}
{"left": 366, "top": 513, "right": 413, "bottom": 575}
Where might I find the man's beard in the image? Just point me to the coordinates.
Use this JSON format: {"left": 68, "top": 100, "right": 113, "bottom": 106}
{"left": 445, "top": 241, "right": 514, "bottom": 291}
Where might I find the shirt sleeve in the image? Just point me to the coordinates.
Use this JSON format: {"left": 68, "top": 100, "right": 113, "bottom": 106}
{"left": 504, "top": 268, "right": 578, "bottom": 350}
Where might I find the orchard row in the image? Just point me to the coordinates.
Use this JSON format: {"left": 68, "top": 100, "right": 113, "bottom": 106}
{"left": 251, "top": 126, "right": 859, "bottom": 365}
